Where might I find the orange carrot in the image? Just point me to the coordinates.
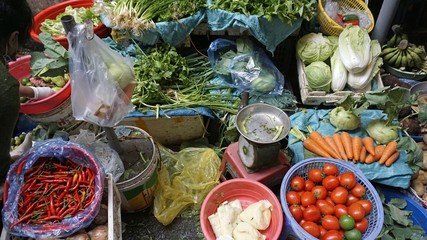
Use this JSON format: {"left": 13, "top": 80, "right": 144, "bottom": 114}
{"left": 385, "top": 151, "right": 400, "bottom": 167}
{"left": 352, "top": 136, "right": 363, "bottom": 162}
{"left": 308, "top": 131, "right": 341, "bottom": 159}
{"left": 341, "top": 132, "right": 353, "bottom": 160}
{"left": 379, "top": 141, "right": 398, "bottom": 164}
{"left": 365, "top": 153, "right": 375, "bottom": 164}
{"left": 324, "top": 136, "right": 341, "bottom": 160}
{"left": 359, "top": 146, "right": 367, "bottom": 163}
{"left": 303, "top": 138, "right": 332, "bottom": 158}
{"left": 333, "top": 133, "right": 347, "bottom": 160}
{"left": 373, "top": 145, "right": 386, "bottom": 161}
{"left": 362, "top": 136, "right": 375, "bottom": 156}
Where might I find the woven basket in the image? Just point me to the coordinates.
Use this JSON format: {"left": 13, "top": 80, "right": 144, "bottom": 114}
{"left": 280, "top": 158, "right": 384, "bottom": 239}
{"left": 317, "top": 0, "right": 374, "bottom": 36}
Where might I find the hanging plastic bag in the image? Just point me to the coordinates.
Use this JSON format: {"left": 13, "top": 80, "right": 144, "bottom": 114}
{"left": 67, "top": 22, "right": 135, "bottom": 127}
{"left": 70, "top": 129, "right": 124, "bottom": 182}
{"left": 153, "top": 146, "right": 221, "bottom": 225}
{"left": 2, "top": 139, "right": 105, "bottom": 239}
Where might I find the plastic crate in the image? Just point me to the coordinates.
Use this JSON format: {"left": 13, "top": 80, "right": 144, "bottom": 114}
{"left": 297, "top": 56, "right": 384, "bottom": 105}
{"left": 0, "top": 173, "right": 121, "bottom": 240}
{"left": 280, "top": 158, "right": 384, "bottom": 240}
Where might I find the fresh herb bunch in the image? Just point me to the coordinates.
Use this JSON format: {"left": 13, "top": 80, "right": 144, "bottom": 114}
{"left": 210, "top": 0, "right": 316, "bottom": 24}
{"left": 132, "top": 45, "right": 240, "bottom": 116}
{"left": 157, "top": 0, "right": 206, "bottom": 22}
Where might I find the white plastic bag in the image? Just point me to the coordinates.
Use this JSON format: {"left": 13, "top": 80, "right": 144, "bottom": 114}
{"left": 67, "top": 24, "right": 135, "bottom": 127}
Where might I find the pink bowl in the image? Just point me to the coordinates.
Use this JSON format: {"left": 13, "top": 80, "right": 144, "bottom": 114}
{"left": 8, "top": 55, "right": 71, "bottom": 115}
{"left": 200, "top": 179, "right": 283, "bottom": 240}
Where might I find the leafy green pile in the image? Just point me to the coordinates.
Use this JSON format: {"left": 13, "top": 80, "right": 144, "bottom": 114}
{"left": 132, "top": 44, "right": 240, "bottom": 116}
{"left": 377, "top": 189, "right": 427, "bottom": 240}
{"left": 41, "top": 6, "right": 101, "bottom": 38}
{"left": 210, "top": 0, "right": 316, "bottom": 24}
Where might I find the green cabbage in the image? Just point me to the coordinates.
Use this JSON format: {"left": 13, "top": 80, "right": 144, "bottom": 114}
{"left": 250, "top": 70, "right": 276, "bottom": 93}
{"left": 338, "top": 25, "right": 371, "bottom": 73}
{"left": 305, "top": 61, "right": 331, "bottom": 92}
{"left": 297, "top": 33, "right": 334, "bottom": 64}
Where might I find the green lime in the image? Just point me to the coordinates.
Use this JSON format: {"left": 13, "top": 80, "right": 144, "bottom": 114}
{"left": 345, "top": 228, "right": 362, "bottom": 240}
{"left": 339, "top": 214, "right": 355, "bottom": 230}
{"left": 21, "top": 77, "right": 30, "bottom": 85}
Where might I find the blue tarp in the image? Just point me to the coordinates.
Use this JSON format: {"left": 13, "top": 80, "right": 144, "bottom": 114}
{"left": 288, "top": 109, "right": 413, "bottom": 189}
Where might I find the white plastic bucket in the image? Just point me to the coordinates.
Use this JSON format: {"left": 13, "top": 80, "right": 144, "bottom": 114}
{"left": 28, "top": 97, "right": 76, "bottom": 128}
{"left": 114, "top": 126, "right": 160, "bottom": 212}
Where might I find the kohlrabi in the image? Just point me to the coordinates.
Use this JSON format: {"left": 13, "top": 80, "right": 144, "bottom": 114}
{"left": 328, "top": 95, "right": 368, "bottom": 131}
{"left": 365, "top": 119, "right": 399, "bottom": 144}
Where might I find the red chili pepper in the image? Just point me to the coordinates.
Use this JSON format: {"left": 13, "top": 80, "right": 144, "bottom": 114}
{"left": 9, "top": 213, "right": 33, "bottom": 229}
{"left": 343, "top": 19, "right": 359, "bottom": 26}
{"left": 53, "top": 163, "right": 69, "bottom": 170}
{"left": 17, "top": 159, "right": 26, "bottom": 175}
{"left": 40, "top": 215, "right": 63, "bottom": 222}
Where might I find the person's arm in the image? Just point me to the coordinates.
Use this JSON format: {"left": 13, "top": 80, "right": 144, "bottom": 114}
{"left": 19, "top": 86, "right": 56, "bottom": 100}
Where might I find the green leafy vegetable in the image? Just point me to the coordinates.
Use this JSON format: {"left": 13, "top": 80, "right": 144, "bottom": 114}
{"left": 338, "top": 24, "right": 371, "bottom": 73}
{"left": 210, "top": 0, "right": 316, "bottom": 24}
{"left": 41, "top": 6, "right": 101, "bottom": 38}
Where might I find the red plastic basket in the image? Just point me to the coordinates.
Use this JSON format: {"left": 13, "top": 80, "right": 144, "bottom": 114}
{"left": 30, "top": 0, "right": 111, "bottom": 49}
{"left": 8, "top": 55, "right": 71, "bottom": 115}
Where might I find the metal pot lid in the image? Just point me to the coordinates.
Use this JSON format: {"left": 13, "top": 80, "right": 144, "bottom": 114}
{"left": 235, "top": 103, "right": 291, "bottom": 144}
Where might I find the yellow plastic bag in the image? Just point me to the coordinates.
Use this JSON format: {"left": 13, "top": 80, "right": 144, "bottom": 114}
{"left": 153, "top": 146, "right": 221, "bottom": 225}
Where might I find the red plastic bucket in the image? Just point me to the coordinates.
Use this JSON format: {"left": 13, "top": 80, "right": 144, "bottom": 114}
{"left": 30, "top": 0, "right": 111, "bottom": 49}
{"left": 8, "top": 55, "right": 71, "bottom": 115}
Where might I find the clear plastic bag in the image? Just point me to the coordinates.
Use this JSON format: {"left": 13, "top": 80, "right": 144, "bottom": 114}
{"left": 67, "top": 24, "right": 135, "bottom": 127}
{"left": 70, "top": 129, "right": 124, "bottom": 182}
{"left": 153, "top": 146, "right": 221, "bottom": 226}
{"left": 2, "top": 139, "right": 105, "bottom": 238}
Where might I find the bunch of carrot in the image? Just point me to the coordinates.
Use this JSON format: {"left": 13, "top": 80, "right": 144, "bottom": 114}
{"left": 303, "top": 130, "right": 400, "bottom": 167}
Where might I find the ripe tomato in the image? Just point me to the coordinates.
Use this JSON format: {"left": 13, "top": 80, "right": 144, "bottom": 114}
{"left": 355, "top": 217, "right": 368, "bottom": 233}
{"left": 322, "top": 230, "right": 343, "bottom": 240}
{"left": 323, "top": 163, "right": 339, "bottom": 176}
{"left": 322, "top": 175, "right": 340, "bottom": 191}
{"left": 319, "top": 225, "right": 327, "bottom": 238}
{"left": 286, "top": 191, "right": 301, "bottom": 205}
{"left": 334, "top": 204, "right": 348, "bottom": 219}
{"left": 291, "top": 176, "right": 306, "bottom": 191}
{"left": 289, "top": 205, "right": 303, "bottom": 223}
{"left": 321, "top": 215, "right": 340, "bottom": 231}
{"left": 348, "top": 202, "right": 366, "bottom": 221}
{"left": 301, "top": 221, "right": 320, "bottom": 238}
{"left": 346, "top": 193, "right": 360, "bottom": 206}
{"left": 350, "top": 184, "right": 366, "bottom": 198}
{"left": 305, "top": 179, "right": 316, "bottom": 191}
{"left": 303, "top": 205, "right": 321, "bottom": 222}
{"left": 308, "top": 168, "right": 324, "bottom": 183}
{"left": 356, "top": 199, "right": 373, "bottom": 215}
{"left": 301, "top": 191, "right": 317, "bottom": 207}
{"left": 312, "top": 185, "right": 328, "bottom": 200}
{"left": 330, "top": 186, "right": 349, "bottom": 204}
{"left": 339, "top": 172, "right": 356, "bottom": 189}
{"left": 325, "top": 196, "right": 335, "bottom": 206}
{"left": 316, "top": 199, "right": 335, "bottom": 215}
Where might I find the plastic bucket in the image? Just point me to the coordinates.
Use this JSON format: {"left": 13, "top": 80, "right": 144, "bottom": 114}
{"left": 114, "top": 126, "right": 160, "bottom": 212}
{"left": 28, "top": 97, "right": 76, "bottom": 128}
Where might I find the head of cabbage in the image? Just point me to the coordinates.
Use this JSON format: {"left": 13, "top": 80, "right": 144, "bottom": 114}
{"left": 305, "top": 61, "right": 331, "bottom": 92}
{"left": 297, "top": 33, "right": 334, "bottom": 64}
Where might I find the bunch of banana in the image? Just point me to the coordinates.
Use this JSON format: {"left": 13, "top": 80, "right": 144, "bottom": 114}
{"left": 382, "top": 38, "right": 427, "bottom": 70}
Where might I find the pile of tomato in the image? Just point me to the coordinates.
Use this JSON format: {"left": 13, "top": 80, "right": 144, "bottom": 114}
{"left": 285, "top": 163, "right": 374, "bottom": 240}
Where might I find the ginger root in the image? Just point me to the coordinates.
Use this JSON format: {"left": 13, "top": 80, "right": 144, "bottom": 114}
{"left": 411, "top": 169, "right": 427, "bottom": 196}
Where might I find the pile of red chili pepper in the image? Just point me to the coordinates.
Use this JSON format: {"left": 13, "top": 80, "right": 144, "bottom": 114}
{"left": 11, "top": 157, "right": 96, "bottom": 229}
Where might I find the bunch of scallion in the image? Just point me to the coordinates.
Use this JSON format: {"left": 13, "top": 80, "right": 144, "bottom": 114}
{"left": 94, "top": 0, "right": 206, "bottom": 36}
{"left": 132, "top": 44, "right": 240, "bottom": 117}
{"left": 210, "top": 0, "right": 316, "bottom": 24}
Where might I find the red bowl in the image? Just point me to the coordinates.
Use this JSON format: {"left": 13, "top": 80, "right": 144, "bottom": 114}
{"left": 30, "top": 0, "right": 111, "bottom": 49}
{"left": 200, "top": 179, "right": 283, "bottom": 240}
{"left": 8, "top": 55, "right": 71, "bottom": 115}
